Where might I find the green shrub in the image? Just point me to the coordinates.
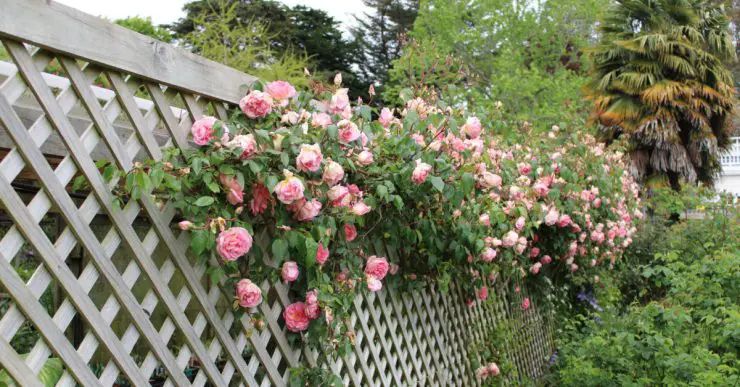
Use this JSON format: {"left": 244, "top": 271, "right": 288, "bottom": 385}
{"left": 553, "top": 194, "right": 740, "bottom": 385}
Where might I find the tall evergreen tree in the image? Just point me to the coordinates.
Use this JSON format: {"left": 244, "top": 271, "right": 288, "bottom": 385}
{"left": 585, "top": 0, "right": 736, "bottom": 189}
{"left": 349, "top": 0, "right": 420, "bottom": 87}
{"left": 167, "top": 0, "right": 361, "bottom": 92}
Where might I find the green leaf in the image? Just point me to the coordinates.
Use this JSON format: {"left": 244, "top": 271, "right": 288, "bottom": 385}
{"left": 327, "top": 125, "right": 338, "bottom": 139}
{"left": 359, "top": 105, "right": 372, "bottom": 121}
{"left": 398, "top": 88, "right": 414, "bottom": 103}
{"left": 280, "top": 152, "right": 290, "bottom": 167}
{"left": 462, "top": 172, "right": 475, "bottom": 195}
{"left": 219, "top": 164, "right": 234, "bottom": 175}
{"left": 190, "top": 230, "right": 209, "bottom": 256}
{"left": 247, "top": 160, "right": 262, "bottom": 174}
{"left": 376, "top": 185, "right": 388, "bottom": 199}
{"left": 194, "top": 196, "right": 215, "bottom": 206}
{"left": 548, "top": 188, "right": 561, "bottom": 200}
{"left": 305, "top": 237, "right": 318, "bottom": 268}
{"left": 192, "top": 157, "right": 203, "bottom": 175}
{"left": 430, "top": 176, "right": 445, "bottom": 192}
{"left": 266, "top": 175, "right": 280, "bottom": 192}
{"left": 272, "top": 239, "right": 288, "bottom": 265}
{"left": 207, "top": 266, "right": 225, "bottom": 283}
{"left": 72, "top": 175, "right": 88, "bottom": 192}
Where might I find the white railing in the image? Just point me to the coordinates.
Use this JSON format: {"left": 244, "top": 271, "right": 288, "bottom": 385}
{"left": 720, "top": 137, "right": 740, "bottom": 173}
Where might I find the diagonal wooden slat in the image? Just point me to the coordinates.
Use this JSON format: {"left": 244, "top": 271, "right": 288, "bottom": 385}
{"left": 352, "top": 295, "right": 392, "bottom": 387}
{"left": 3, "top": 41, "right": 221, "bottom": 386}
{"left": 89, "top": 84, "right": 262, "bottom": 385}
{"left": 107, "top": 72, "right": 164, "bottom": 160}
{"left": 0, "top": 337, "right": 44, "bottom": 387}
{"left": 145, "top": 83, "right": 190, "bottom": 150}
{"left": 0, "top": 244, "right": 100, "bottom": 386}
{"left": 0, "top": 94, "right": 152, "bottom": 386}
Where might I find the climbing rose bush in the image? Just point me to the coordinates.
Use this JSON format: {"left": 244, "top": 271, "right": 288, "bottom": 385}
{"left": 117, "top": 79, "right": 641, "bottom": 354}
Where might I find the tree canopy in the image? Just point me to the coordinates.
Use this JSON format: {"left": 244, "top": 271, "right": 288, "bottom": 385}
{"left": 585, "top": 0, "right": 736, "bottom": 189}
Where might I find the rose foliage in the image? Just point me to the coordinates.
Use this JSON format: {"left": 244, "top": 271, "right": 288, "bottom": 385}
{"left": 116, "top": 79, "right": 642, "bottom": 356}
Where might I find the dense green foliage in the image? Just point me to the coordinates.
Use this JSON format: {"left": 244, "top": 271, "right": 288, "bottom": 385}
{"left": 113, "top": 77, "right": 641, "bottom": 384}
{"left": 167, "top": 0, "right": 364, "bottom": 93}
{"left": 552, "top": 192, "right": 740, "bottom": 385}
{"left": 585, "top": 0, "right": 736, "bottom": 189}
{"left": 349, "top": 0, "right": 419, "bottom": 90}
{"left": 114, "top": 16, "right": 173, "bottom": 43}
{"left": 386, "top": 0, "right": 600, "bottom": 128}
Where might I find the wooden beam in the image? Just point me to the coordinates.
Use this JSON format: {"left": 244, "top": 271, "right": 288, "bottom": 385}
{"left": 0, "top": 0, "right": 256, "bottom": 105}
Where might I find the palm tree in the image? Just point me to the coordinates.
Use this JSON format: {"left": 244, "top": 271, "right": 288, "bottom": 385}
{"left": 585, "top": 0, "right": 736, "bottom": 190}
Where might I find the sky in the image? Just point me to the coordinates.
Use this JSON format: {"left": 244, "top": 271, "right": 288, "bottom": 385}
{"left": 55, "top": 0, "right": 370, "bottom": 32}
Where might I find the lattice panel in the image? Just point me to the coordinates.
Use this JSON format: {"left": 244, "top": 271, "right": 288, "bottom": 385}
{"left": 0, "top": 29, "right": 555, "bottom": 387}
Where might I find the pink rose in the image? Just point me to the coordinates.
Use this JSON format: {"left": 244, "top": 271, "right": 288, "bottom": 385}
{"left": 593, "top": 197, "right": 602, "bottom": 208}
{"left": 366, "top": 275, "right": 383, "bottom": 292}
{"left": 479, "top": 213, "right": 491, "bottom": 226}
{"left": 412, "top": 160, "right": 432, "bottom": 184}
{"left": 216, "top": 227, "right": 253, "bottom": 261}
{"left": 225, "top": 134, "right": 257, "bottom": 159}
{"left": 281, "top": 261, "right": 299, "bottom": 283}
{"left": 281, "top": 111, "right": 301, "bottom": 125}
{"left": 296, "top": 144, "right": 323, "bottom": 172}
{"left": 477, "top": 286, "right": 488, "bottom": 300}
{"left": 544, "top": 209, "right": 559, "bottom": 226}
{"left": 411, "top": 133, "right": 426, "bottom": 146}
{"left": 378, "top": 108, "right": 393, "bottom": 127}
{"left": 515, "top": 216, "right": 526, "bottom": 231}
{"left": 357, "top": 150, "right": 374, "bottom": 166}
{"left": 327, "top": 185, "right": 350, "bottom": 207}
{"left": 322, "top": 161, "right": 345, "bottom": 186}
{"left": 521, "top": 297, "right": 531, "bottom": 310}
{"left": 518, "top": 163, "right": 532, "bottom": 175}
{"left": 530, "top": 247, "right": 541, "bottom": 258}
{"left": 590, "top": 230, "right": 605, "bottom": 244}
{"left": 540, "top": 255, "right": 552, "bottom": 264}
{"left": 220, "top": 174, "right": 244, "bottom": 206}
{"left": 515, "top": 239, "right": 527, "bottom": 255}
{"left": 481, "top": 247, "right": 497, "bottom": 262}
{"left": 487, "top": 363, "right": 500, "bottom": 377}
{"left": 337, "top": 120, "right": 361, "bottom": 143}
{"left": 265, "top": 80, "right": 296, "bottom": 105}
{"left": 322, "top": 160, "right": 344, "bottom": 187}
{"left": 530, "top": 262, "right": 542, "bottom": 275}
{"left": 239, "top": 90, "right": 273, "bottom": 119}
{"left": 274, "top": 170, "right": 304, "bottom": 204}
{"left": 344, "top": 224, "right": 357, "bottom": 241}
{"left": 364, "top": 256, "right": 389, "bottom": 280}
{"left": 311, "top": 112, "right": 332, "bottom": 128}
{"left": 481, "top": 172, "right": 503, "bottom": 189}
{"left": 191, "top": 116, "right": 218, "bottom": 146}
{"left": 329, "top": 88, "right": 350, "bottom": 113}
{"left": 316, "top": 243, "right": 329, "bottom": 265}
{"left": 305, "top": 289, "right": 320, "bottom": 320}
{"left": 290, "top": 198, "right": 322, "bottom": 222}
{"left": 502, "top": 231, "right": 519, "bottom": 248}
{"left": 283, "top": 302, "right": 310, "bottom": 332}
{"left": 352, "top": 201, "right": 372, "bottom": 216}
{"left": 532, "top": 182, "right": 549, "bottom": 197}
{"left": 462, "top": 116, "right": 482, "bottom": 139}
{"left": 236, "top": 279, "right": 262, "bottom": 308}
{"left": 178, "top": 221, "right": 192, "bottom": 231}
{"left": 249, "top": 184, "right": 270, "bottom": 216}
{"left": 558, "top": 214, "right": 572, "bottom": 228}
{"left": 389, "top": 263, "right": 399, "bottom": 275}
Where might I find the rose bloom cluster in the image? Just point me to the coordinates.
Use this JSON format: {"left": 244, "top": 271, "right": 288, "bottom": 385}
{"left": 160, "top": 78, "right": 641, "bottom": 343}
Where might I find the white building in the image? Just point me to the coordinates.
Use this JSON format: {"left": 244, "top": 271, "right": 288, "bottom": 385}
{"left": 717, "top": 137, "right": 740, "bottom": 196}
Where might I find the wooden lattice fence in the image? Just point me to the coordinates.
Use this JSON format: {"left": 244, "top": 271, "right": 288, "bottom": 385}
{"left": 0, "top": 1, "right": 555, "bottom": 385}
